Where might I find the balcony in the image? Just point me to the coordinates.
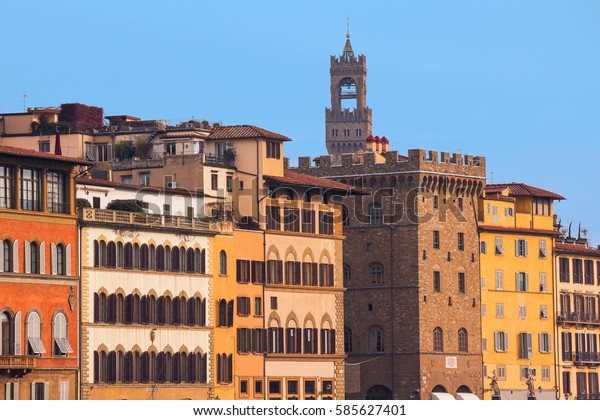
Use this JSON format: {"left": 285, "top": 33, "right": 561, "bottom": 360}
{"left": 79, "top": 208, "right": 233, "bottom": 234}
{"left": 556, "top": 311, "right": 600, "bottom": 326}
{"left": 0, "top": 355, "right": 36, "bottom": 370}
{"left": 562, "top": 351, "right": 600, "bottom": 365}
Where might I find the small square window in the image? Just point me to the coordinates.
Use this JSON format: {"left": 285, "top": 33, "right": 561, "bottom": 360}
{"left": 240, "top": 380, "right": 248, "bottom": 395}
{"left": 497, "top": 366, "right": 506, "bottom": 379}
{"left": 367, "top": 303, "right": 373, "bottom": 311}
{"left": 270, "top": 296, "right": 278, "bottom": 310}
{"left": 255, "top": 297, "right": 262, "bottom": 316}
{"left": 269, "top": 380, "right": 281, "bottom": 395}
{"left": 254, "top": 380, "right": 263, "bottom": 396}
{"left": 211, "top": 174, "right": 218, "bottom": 190}
{"left": 366, "top": 243, "right": 372, "bottom": 251}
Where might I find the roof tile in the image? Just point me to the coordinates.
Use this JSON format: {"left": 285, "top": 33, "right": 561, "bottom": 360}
{"left": 207, "top": 125, "right": 291, "bottom": 141}
{"left": 485, "top": 182, "right": 565, "bottom": 200}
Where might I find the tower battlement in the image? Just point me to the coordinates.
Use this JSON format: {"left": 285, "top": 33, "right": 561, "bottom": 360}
{"left": 330, "top": 54, "right": 367, "bottom": 68}
{"left": 325, "top": 107, "right": 372, "bottom": 123}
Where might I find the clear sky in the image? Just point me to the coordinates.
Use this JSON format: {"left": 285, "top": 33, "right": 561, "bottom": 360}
{"left": 2, "top": 1, "right": 599, "bottom": 244}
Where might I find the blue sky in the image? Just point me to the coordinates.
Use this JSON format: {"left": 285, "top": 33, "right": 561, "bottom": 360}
{"left": 2, "top": 1, "right": 599, "bottom": 243}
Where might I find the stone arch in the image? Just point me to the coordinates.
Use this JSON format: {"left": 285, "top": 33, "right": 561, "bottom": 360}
{"left": 114, "top": 287, "right": 126, "bottom": 296}
{"left": 96, "top": 343, "right": 109, "bottom": 353}
{"left": 130, "top": 288, "right": 142, "bottom": 297}
{"left": 366, "top": 385, "right": 393, "bottom": 400}
{"left": 177, "top": 290, "right": 189, "bottom": 299}
{"left": 178, "top": 344, "right": 190, "bottom": 354}
{"left": 267, "top": 311, "right": 281, "bottom": 327}
{"left": 162, "top": 290, "right": 174, "bottom": 299}
{"left": 192, "top": 345, "right": 205, "bottom": 355}
{"left": 114, "top": 344, "right": 126, "bottom": 353}
{"left": 284, "top": 246, "right": 298, "bottom": 262}
{"left": 302, "top": 248, "right": 315, "bottom": 262}
{"left": 319, "top": 249, "right": 331, "bottom": 264}
{"left": 267, "top": 245, "right": 280, "bottom": 260}
{"left": 432, "top": 385, "right": 448, "bottom": 393}
{"left": 163, "top": 345, "right": 174, "bottom": 354}
{"left": 285, "top": 311, "right": 299, "bottom": 328}
{"left": 303, "top": 313, "right": 316, "bottom": 329}
{"left": 456, "top": 385, "right": 472, "bottom": 393}
{"left": 320, "top": 312, "right": 333, "bottom": 329}
{"left": 147, "top": 344, "right": 158, "bottom": 354}
{"left": 97, "top": 286, "right": 109, "bottom": 295}
{"left": 146, "top": 288, "right": 158, "bottom": 298}
{"left": 131, "top": 344, "right": 143, "bottom": 353}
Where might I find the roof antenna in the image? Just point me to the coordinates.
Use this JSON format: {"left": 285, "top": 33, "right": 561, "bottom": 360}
{"left": 23, "top": 93, "right": 28, "bottom": 112}
{"left": 347, "top": 17, "right": 350, "bottom": 38}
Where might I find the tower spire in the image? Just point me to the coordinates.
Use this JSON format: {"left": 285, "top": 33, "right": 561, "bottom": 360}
{"left": 343, "top": 17, "right": 354, "bottom": 59}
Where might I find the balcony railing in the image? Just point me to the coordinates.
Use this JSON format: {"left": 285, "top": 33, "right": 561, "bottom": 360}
{"left": 0, "top": 355, "right": 36, "bottom": 369}
{"left": 80, "top": 208, "right": 233, "bottom": 234}
{"left": 563, "top": 351, "right": 600, "bottom": 364}
{"left": 556, "top": 311, "right": 600, "bottom": 325}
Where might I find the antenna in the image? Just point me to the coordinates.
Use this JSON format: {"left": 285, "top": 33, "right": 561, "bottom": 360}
{"left": 23, "top": 93, "right": 28, "bottom": 112}
{"left": 347, "top": 17, "right": 350, "bottom": 38}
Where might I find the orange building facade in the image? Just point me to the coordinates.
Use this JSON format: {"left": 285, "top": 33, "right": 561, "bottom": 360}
{"left": 0, "top": 146, "right": 88, "bottom": 399}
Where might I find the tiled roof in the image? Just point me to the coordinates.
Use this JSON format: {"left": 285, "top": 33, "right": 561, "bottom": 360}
{"left": 555, "top": 241, "right": 600, "bottom": 256}
{"left": 160, "top": 131, "right": 208, "bottom": 139}
{"left": 76, "top": 177, "right": 204, "bottom": 196}
{"left": 0, "top": 145, "right": 92, "bottom": 165}
{"left": 485, "top": 183, "right": 565, "bottom": 200}
{"left": 207, "top": 125, "right": 291, "bottom": 141}
{"left": 264, "top": 170, "right": 368, "bottom": 194}
{"left": 478, "top": 224, "right": 560, "bottom": 236}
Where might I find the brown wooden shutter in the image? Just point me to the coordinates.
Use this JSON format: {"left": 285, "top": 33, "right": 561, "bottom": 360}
{"left": 94, "top": 293, "right": 99, "bottom": 323}
{"left": 227, "top": 300, "right": 234, "bottom": 327}
{"left": 277, "top": 260, "right": 283, "bottom": 284}
{"left": 278, "top": 328, "right": 284, "bottom": 353}
{"left": 313, "top": 328, "right": 319, "bottom": 353}
{"left": 296, "top": 328, "right": 302, "bottom": 354}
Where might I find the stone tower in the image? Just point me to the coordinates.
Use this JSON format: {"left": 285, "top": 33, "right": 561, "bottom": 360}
{"left": 325, "top": 32, "right": 372, "bottom": 163}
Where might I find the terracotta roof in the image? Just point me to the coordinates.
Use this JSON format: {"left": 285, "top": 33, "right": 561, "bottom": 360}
{"left": 555, "top": 241, "right": 600, "bottom": 256}
{"left": 160, "top": 131, "right": 208, "bottom": 139}
{"left": 265, "top": 170, "right": 368, "bottom": 194}
{"left": 76, "top": 177, "right": 204, "bottom": 196}
{"left": 0, "top": 145, "right": 92, "bottom": 165}
{"left": 207, "top": 125, "right": 291, "bottom": 141}
{"left": 479, "top": 224, "right": 560, "bottom": 236}
{"left": 485, "top": 183, "right": 565, "bottom": 200}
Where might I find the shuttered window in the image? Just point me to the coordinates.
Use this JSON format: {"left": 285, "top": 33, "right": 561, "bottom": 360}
{"left": 53, "top": 312, "right": 73, "bottom": 356}
{"left": 26, "top": 312, "right": 45, "bottom": 355}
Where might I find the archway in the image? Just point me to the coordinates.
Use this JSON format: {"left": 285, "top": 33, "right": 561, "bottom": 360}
{"left": 432, "top": 385, "right": 448, "bottom": 393}
{"left": 365, "top": 385, "right": 393, "bottom": 400}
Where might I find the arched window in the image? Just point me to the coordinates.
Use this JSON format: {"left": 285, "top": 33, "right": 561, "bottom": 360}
{"left": 107, "top": 242, "right": 116, "bottom": 268}
{"left": 149, "top": 244, "right": 156, "bottom": 270}
{"left": 3, "top": 239, "right": 12, "bottom": 272}
{"left": 124, "top": 243, "right": 133, "bottom": 269}
{"left": 219, "top": 250, "right": 227, "bottom": 275}
{"left": 165, "top": 246, "right": 171, "bottom": 272}
{"left": 343, "top": 263, "right": 351, "bottom": 286}
{"left": 116, "top": 242, "right": 124, "bottom": 268}
{"left": 53, "top": 312, "right": 72, "bottom": 356}
{"left": 1, "top": 311, "right": 14, "bottom": 356}
{"left": 156, "top": 246, "right": 164, "bottom": 271}
{"left": 458, "top": 328, "right": 468, "bottom": 353}
{"left": 133, "top": 243, "right": 140, "bottom": 269}
{"left": 116, "top": 294, "right": 125, "bottom": 323}
{"left": 140, "top": 244, "right": 148, "bottom": 270}
{"left": 171, "top": 247, "right": 180, "bottom": 272}
{"left": 368, "top": 203, "right": 383, "bottom": 225}
{"left": 148, "top": 295, "right": 156, "bottom": 324}
{"left": 200, "top": 249, "right": 206, "bottom": 274}
{"left": 30, "top": 241, "right": 39, "bottom": 273}
{"left": 93, "top": 240, "right": 99, "bottom": 267}
{"left": 186, "top": 248, "right": 195, "bottom": 273}
{"left": 94, "top": 350, "right": 108, "bottom": 383}
{"left": 140, "top": 351, "right": 150, "bottom": 383}
{"left": 218, "top": 299, "right": 227, "bottom": 327}
{"left": 98, "top": 292, "right": 107, "bottom": 322}
{"left": 433, "top": 327, "right": 443, "bottom": 352}
{"left": 116, "top": 350, "right": 124, "bottom": 383}
{"left": 179, "top": 247, "right": 186, "bottom": 272}
{"left": 193, "top": 249, "right": 201, "bottom": 273}
{"left": 368, "top": 325, "right": 384, "bottom": 353}
{"left": 344, "top": 327, "right": 353, "bottom": 353}
{"left": 124, "top": 351, "right": 134, "bottom": 383}
{"left": 56, "top": 244, "right": 66, "bottom": 275}
{"left": 164, "top": 296, "right": 172, "bottom": 325}
{"left": 27, "top": 311, "right": 45, "bottom": 355}
{"left": 99, "top": 240, "right": 107, "bottom": 268}
{"left": 173, "top": 297, "right": 181, "bottom": 325}
{"left": 369, "top": 262, "right": 384, "bottom": 285}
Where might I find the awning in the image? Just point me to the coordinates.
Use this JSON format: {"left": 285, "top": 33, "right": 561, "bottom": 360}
{"left": 456, "top": 393, "right": 480, "bottom": 400}
{"left": 430, "top": 392, "right": 456, "bottom": 400}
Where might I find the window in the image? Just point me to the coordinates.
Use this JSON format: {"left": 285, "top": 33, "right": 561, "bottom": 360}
{"left": 0, "top": 165, "right": 13, "bottom": 209}
{"left": 226, "top": 176, "right": 233, "bottom": 193}
{"left": 302, "top": 210, "right": 315, "bottom": 233}
{"left": 519, "top": 332, "right": 533, "bottom": 359}
{"left": 518, "top": 305, "right": 527, "bottom": 319}
{"left": 516, "top": 239, "right": 528, "bottom": 257}
{"left": 320, "top": 328, "right": 336, "bottom": 355}
{"left": 457, "top": 198, "right": 463, "bottom": 212}
{"left": 497, "top": 366, "right": 506, "bottom": 379}
{"left": 492, "top": 206, "right": 498, "bottom": 224}
{"left": 457, "top": 233, "right": 465, "bottom": 251}
{"left": 5, "top": 382, "right": 19, "bottom": 400}
{"left": 433, "top": 196, "right": 439, "bottom": 209}
{"left": 1, "top": 311, "right": 15, "bottom": 356}
{"left": 216, "top": 353, "right": 232, "bottom": 384}
{"left": 494, "top": 237, "right": 504, "bottom": 255}
{"left": 533, "top": 198, "right": 550, "bottom": 216}
{"left": 343, "top": 129, "right": 350, "bottom": 137}
{"left": 541, "top": 367, "right": 550, "bottom": 381}
{"left": 516, "top": 272, "right": 529, "bottom": 291}
{"left": 27, "top": 312, "right": 45, "bottom": 355}
{"left": 458, "top": 272, "right": 465, "bottom": 293}
{"left": 140, "top": 172, "right": 150, "bottom": 186}
{"left": 355, "top": 128, "right": 362, "bottom": 137}
{"left": 344, "top": 327, "right": 352, "bottom": 353}
{"left": 53, "top": 312, "right": 72, "bottom": 356}
{"left": 482, "top": 304, "right": 487, "bottom": 316}
{"left": 505, "top": 207, "right": 514, "bottom": 217}
{"left": 304, "top": 379, "right": 316, "bottom": 399}
{"left": 433, "top": 231, "right": 440, "bottom": 249}
{"left": 95, "top": 143, "right": 112, "bottom": 162}
{"left": 38, "top": 142, "right": 50, "bottom": 152}
{"left": 481, "top": 276, "right": 486, "bottom": 289}
{"left": 433, "top": 271, "right": 441, "bottom": 293}
{"left": 319, "top": 211, "right": 334, "bottom": 235}
{"left": 458, "top": 328, "right": 468, "bottom": 352}
{"left": 254, "top": 297, "right": 262, "bottom": 316}
{"left": 30, "top": 382, "right": 48, "bottom": 400}
{"left": 211, "top": 174, "right": 218, "bottom": 190}
{"left": 283, "top": 208, "right": 300, "bottom": 232}
{"left": 268, "top": 379, "right": 282, "bottom": 399}
{"left": 539, "top": 272, "right": 547, "bottom": 292}
{"left": 368, "top": 203, "right": 383, "bottom": 225}
{"left": 540, "top": 306, "right": 548, "bottom": 320}
{"left": 236, "top": 297, "right": 251, "bottom": 317}
{"left": 480, "top": 241, "right": 487, "bottom": 254}
{"left": 236, "top": 259, "right": 251, "bottom": 283}
{"left": 121, "top": 175, "right": 133, "bottom": 185}
{"left": 495, "top": 270, "right": 503, "bottom": 290}
{"left": 368, "top": 325, "right": 384, "bottom": 353}
{"left": 47, "top": 171, "right": 66, "bottom": 213}
{"left": 20, "top": 168, "right": 41, "bottom": 211}
{"left": 585, "top": 260, "right": 595, "bottom": 285}
{"left": 573, "top": 259, "right": 583, "bottom": 283}
{"left": 433, "top": 327, "right": 443, "bottom": 352}
{"left": 270, "top": 296, "right": 278, "bottom": 310}
{"left": 342, "top": 205, "right": 350, "bottom": 227}
{"left": 219, "top": 251, "right": 227, "bottom": 275}
{"left": 482, "top": 338, "right": 487, "bottom": 351}
{"left": 496, "top": 303, "right": 504, "bottom": 318}
{"left": 559, "top": 257, "right": 570, "bottom": 282}
{"left": 331, "top": 129, "right": 338, "bottom": 137}
{"left": 494, "top": 332, "right": 509, "bottom": 352}
{"left": 237, "top": 329, "right": 251, "bottom": 353}
{"left": 267, "top": 206, "right": 281, "bottom": 231}
{"left": 2, "top": 239, "right": 13, "bottom": 272}
{"left": 369, "top": 262, "right": 384, "bottom": 285}
{"left": 539, "top": 333, "right": 551, "bottom": 353}
{"left": 539, "top": 240, "right": 548, "bottom": 258}
{"left": 266, "top": 141, "right": 281, "bottom": 159}
{"left": 342, "top": 263, "right": 351, "bottom": 286}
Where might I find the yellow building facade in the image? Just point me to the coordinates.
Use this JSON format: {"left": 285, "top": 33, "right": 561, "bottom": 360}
{"left": 479, "top": 183, "right": 563, "bottom": 400}
{"left": 554, "top": 237, "right": 600, "bottom": 400}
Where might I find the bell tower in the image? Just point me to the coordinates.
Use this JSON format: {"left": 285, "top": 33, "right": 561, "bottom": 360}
{"left": 325, "top": 30, "right": 372, "bottom": 162}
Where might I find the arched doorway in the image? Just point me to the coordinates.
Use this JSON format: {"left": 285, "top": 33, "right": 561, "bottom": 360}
{"left": 365, "top": 385, "right": 393, "bottom": 400}
{"left": 457, "top": 385, "right": 472, "bottom": 393}
{"left": 432, "top": 385, "right": 448, "bottom": 393}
